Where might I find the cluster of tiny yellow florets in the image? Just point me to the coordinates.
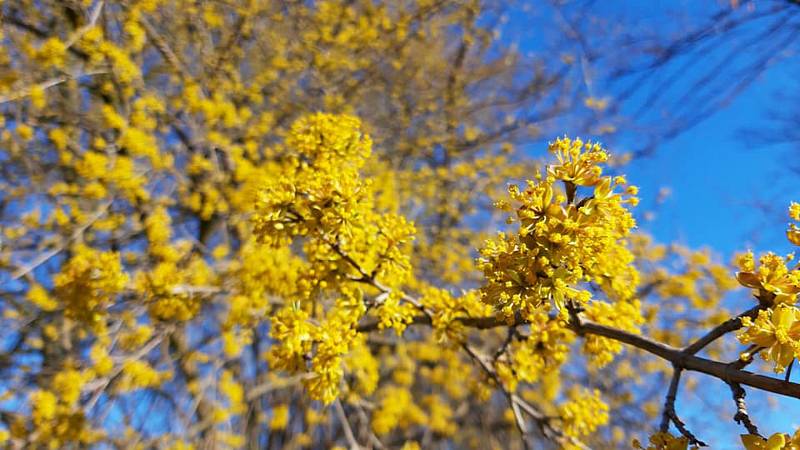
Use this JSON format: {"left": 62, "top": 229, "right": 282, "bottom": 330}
{"left": 787, "top": 202, "right": 800, "bottom": 246}
{"left": 420, "top": 287, "right": 492, "bottom": 343}
{"left": 738, "top": 305, "right": 800, "bottom": 373}
{"left": 255, "top": 114, "right": 418, "bottom": 403}
{"left": 497, "top": 311, "right": 574, "bottom": 390}
{"left": 479, "top": 137, "right": 639, "bottom": 320}
{"left": 558, "top": 387, "right": 609, "bottom": 439}
{"left": 252, "top": 113, "right": 415, "bottom": 289}
{"left": 53, "top": 245, "right": 128, "bottom": 328}
{"left": 736, "top": 251, "right": 800, "bottom": 305}
{"left": 26, "top": 388, "right": 97, "bottom": 447}
{"left": 582, "top": 299, "right": 645, "bottom": 367}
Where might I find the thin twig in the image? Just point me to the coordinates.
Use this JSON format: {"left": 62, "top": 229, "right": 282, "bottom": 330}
{"left": 334, "top": 399, "right": 361, "bottom": 450}
{"left": 64, "top": 0, "right": 104, "bottom": 48}
{"left": 660, "top": 369, "right": 682, "bottom": 433}
{"left": 786, "top": 360, "right": 794, "bottom": 382}
{"left": 0, "top": 69, "right": 108, "bottom": 105}
{"left": 11, "top": 200, "right": 112, "bottom": 280}
{"left": 510, "top": 399, "right": 532, "bottom": 450}
{"left": 658, "top": 369, "right": 706, "bottom": 446}
{"left": 245, "top": 374, "right": 313, "bottom": 401}
{"left": 683, "top": 305, "right": 765, "bottom": 355}
{"left": 728, "top": 382, "right": 760, "bottom": 436}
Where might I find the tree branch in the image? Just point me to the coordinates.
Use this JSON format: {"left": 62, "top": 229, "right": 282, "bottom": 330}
{"left": 683, "top": 305, "right": 764, "bottom": 355}
{"left": 361, "top": 306, "right": 800, "bottom": 401}
{"left": 572, "top": 318, "right": 800, "bottom": 400}
{"left": 728, "top": 382, "right": 760, "bottom": 436}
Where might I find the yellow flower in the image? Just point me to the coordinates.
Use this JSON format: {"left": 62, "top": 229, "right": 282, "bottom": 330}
{"left": 54, "top": 245, "right": 128, "bottom": 327}
{"left": 35, "top": 37, "right": 67, "bottom": 68}
{"left": 736, "top": 252, "right": 800, "bottom": 304}
{"left": 547, "top": 136, "right": 609, "bottom": 187}
{"left": 788, "top": 203, "right": 800, "bottom": 246}
{"left": 741, "top": 432, "right": 791, "bottom": 450}
{"left": 738, "top": 305, "right": 800, "bottom": 373}
{"left": 269, "top": 404, "right": 290, "bottom": 430}
{"left": 633, "top": 432, "right": 694, "bottom": 450}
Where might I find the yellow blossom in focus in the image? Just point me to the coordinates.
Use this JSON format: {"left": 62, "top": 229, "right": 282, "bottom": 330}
{"left": 738, "top": 305, "right": 800, "bottom": 373}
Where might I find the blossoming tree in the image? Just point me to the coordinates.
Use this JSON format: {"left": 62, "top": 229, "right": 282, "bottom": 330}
{"left": 1, "top": 1, "right": 799, "bottom": 449}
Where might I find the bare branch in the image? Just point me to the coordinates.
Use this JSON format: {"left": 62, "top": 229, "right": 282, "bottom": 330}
{"left": 728, "top": 382, "right": 760, "bottom": 436}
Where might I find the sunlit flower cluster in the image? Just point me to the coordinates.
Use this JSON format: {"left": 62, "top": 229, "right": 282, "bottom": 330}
{"left": 479, "top": 137, "right": 639, "bottom": 319}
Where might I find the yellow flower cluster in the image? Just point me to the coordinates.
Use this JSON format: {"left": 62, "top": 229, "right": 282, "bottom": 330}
{"left": 269, "top": 404, "right": 290, "bottom": 430}
{"left": 223, "top": 239, "right": 304, "bottom": 327}
{"left": 53, "top": 245, "right": 128, "bottom": 328}
{"left": 742, "top": 431, "right": 800, "bottom": 450}
{"left": 219, "top": 370, "right": 246, "bottom": 419}
{"left": 788, "top": 202, "right": 800, "bottom": 246}
{"left": 34, "top": 37, "right": 67, "bottom": 69}
{"left": 497, "top": 312, "right": 574, "bottom": 390}
{"left": 633, "top": 432, "right": 697, "bottom": 450}
{"left": 582, "top": 299, "right": 644, "bottom": 367}
{"left": 134, "top": 206, "right": 215, "bottom": 321}
{"left": 23, "top": 367, "right": 100, "bottom": 448}
{"left": 736, "top": 251, "right": 800, "bottom": 305}
{"left": 253, "top": 113, "right": 415, "bottom": 291}
{"left": 343, "top": 336, "right": 380, "bottom": 396}
{"left": 374, "top": 290, "right": 417, "bottom": 335}
{"left": 736, "top": 203, "right": 800, "bottom": 372}
{"left": 253, "top": 113, "right": 372, "bottom": 245}
{"left": 266, "top": 303, "right": 360, "bottom": 404}
{"left": 420, "top": 287, "right": 492, "bottom": 343}
{"left": 371, "top": 386, "right": 426, "bottom": 436}
{"left": 557, "top": 387, "right": 609, "bottom": 439}
{"left": 116, "top": 360, "right": 167, "bottom": 392}
{"left": 253, "top": 114, "right": 423, "bottom": 403}
{"left": 479, "top": 137, "right": 639, "bottom": 319}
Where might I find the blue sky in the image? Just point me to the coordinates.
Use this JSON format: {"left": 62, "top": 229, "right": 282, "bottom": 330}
{"left": 625, "top": 59, "right": 796, "bottom": 258}
{"left": 628, "top": 71, "right": 797, "bottom": 257}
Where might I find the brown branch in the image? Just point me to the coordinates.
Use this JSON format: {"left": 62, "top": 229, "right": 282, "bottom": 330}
{"left": 460, "top": 342, "right": 587, "bottom": 449}
{"left": 683, "top": 305, "right": 764, "bottom": 355}
{"left": 728, "top": 382, "right": 760, "bottom": 436}
{"left": 139, "top": 16, "right": 192, "bottom": 82}
{"left": 460, "top": 343, "right": 535, "bottom": 450}
{"left": 510, "top": 399, "right": 533, "bottom": 450}
{"left": 355, "top": 310, "right": 520, "bottom": 333}
{"left": 659, "top": 369, "right": 681, "bottom": 433}
{"left": 1, "top": 15, "right": 90, "bottom": 60}
{"left": 658, "top": 369, "right": 706, "bottom": 446}
{"left": 0, "top": 69, "right": 108, "bottom": 105}
{"left": 361, "top": 307, "right": 800, "bottom": 401}
{"left": 572, "top": 319, "right": 800, "bottom": 400}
